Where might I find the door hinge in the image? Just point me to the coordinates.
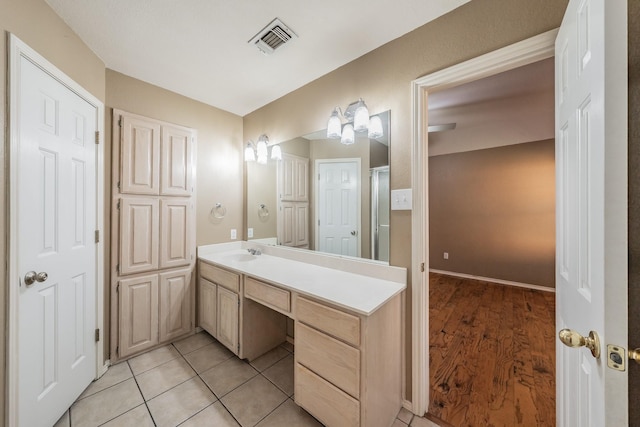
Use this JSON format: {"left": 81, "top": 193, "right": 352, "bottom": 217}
{"left": 420, "top": 262, "right": 425, "bottom": 272}
{"left": 117, "top": 181, "right": 121, "bottom": 190}
{"left": 116, "top": 283, "right": 120, "bottom": 292}
{"left": 318, "top": 174, "right": 320, "bottom": 181}
{"left": 95, "top": 131, "right": 100, "bottom": 145}
{"left": 116, "top": 264, "right": 120, "bottom": 275}
{"left": 116, "top": 346, "right": 119, "bottom": 356}
{"left": 117, "top": 200, "right": 121, "bottom": 209}
{"left": 95, "top": 328, "right": 100, "bottom": 342}
{"left": 318, "top": 220, "right": 320, "bottom": 226}
{"left": 118, "top": 118, "right": 122, "bottom": 127}
{"left": 95, "top": 230, "right": 100, "bottom": 243}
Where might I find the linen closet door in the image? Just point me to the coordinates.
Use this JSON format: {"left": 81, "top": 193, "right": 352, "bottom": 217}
{"left": 120, "top": 116, "right": 160, "bottom": 195}
{"left": 161, "top": 125, "right": 193, "bottom": 196}
{"left": 119, "top": 274, "right": 159, "bottom": 358}
{"left": 119, "top": 198, "right": 159, "bottom": 275}
{"left": 159, "top": 267, "right": 192, "bottom": 342}
{"left": 160, "top": 199, "right": 192, "bottom": 269}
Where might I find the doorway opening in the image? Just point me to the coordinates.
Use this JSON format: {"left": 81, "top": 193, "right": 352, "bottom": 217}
{"left": 409, "top": 30, "right": 558, "bottom": 417}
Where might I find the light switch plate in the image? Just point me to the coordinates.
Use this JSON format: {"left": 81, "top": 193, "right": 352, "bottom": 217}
{"left": 391, "top": 189, "right": 412, "bottom": 210}
{"left": 247, "top": 228, "right": 254, "bottom": 238}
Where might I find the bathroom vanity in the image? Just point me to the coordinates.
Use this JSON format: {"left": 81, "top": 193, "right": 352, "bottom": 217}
{"left": 197, "top": 242, "right": 406, "bottom": 427}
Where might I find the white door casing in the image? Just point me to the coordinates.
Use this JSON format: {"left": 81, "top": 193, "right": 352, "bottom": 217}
{"left": 315, "top": 159, "right": 361, "bottom": 257}
{"left": 555, "top": 1, "right": 628, "bottom": 425}
{"left": 411, "top": 31, "right": 559, "bottom": 414}
{"left": 8, "top": 35, "right": 105, "bottom": 426}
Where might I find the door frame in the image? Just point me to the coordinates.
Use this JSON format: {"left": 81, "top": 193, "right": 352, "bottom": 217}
{"left": 314, "top": 158, "right": 362, "bottom": 257}
{"left": 409, "top": 29, "right": 557, "bottom": 415}
{"left": 7, "top": 34, "right": 106, "bottom": 425}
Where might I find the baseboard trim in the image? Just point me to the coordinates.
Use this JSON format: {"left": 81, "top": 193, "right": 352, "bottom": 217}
{"left": 402, "top": 399, "right": 413, "bottom": 413}
{"left": 429, "top": 269, "right": 555, "bottom": 293}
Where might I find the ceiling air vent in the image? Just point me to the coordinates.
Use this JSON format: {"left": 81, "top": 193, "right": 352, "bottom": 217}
{"left": 249, "top": 18, "right": 297, "bottom": 55}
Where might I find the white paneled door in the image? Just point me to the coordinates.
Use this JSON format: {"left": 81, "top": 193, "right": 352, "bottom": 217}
{"left": 16, "top": 55, "right": 98, "bottom": 425}
{"left": 316, "top": 160, "right": 360, "bottom": 257}
{"left": 555, "top": 0, "right": 628, "bottom": 425}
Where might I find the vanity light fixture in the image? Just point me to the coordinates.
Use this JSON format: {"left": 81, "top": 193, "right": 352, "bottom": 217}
{"left": 245, "top": 134, "right": 282, "bottom": 163}
{"left": 326, "top": 98, "right": 383, "bottom": 144}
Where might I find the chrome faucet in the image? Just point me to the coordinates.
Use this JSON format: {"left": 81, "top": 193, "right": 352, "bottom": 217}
{"left": 247, "top": 248, "right": 262, "bottom": 255}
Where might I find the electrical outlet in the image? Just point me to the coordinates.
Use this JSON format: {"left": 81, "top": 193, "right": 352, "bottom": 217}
{"left": 248, "top": 228, "right": 254, "bottom": 238}
{"left": 230, "top": 229, "right": 237, "bottom": 240}
{"left": 443, "top": 252, "right": 449, "bottom": 260}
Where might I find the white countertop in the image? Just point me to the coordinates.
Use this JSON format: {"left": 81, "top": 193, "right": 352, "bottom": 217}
{"left": 198, "top": 244, "right": 406, "bottom": 316}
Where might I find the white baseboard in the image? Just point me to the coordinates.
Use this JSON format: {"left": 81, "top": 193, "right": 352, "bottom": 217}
{"left": 429, "top": 269, "right": 555, "bottom": 293}
{"left": 402, "top": 399, "right": 414, "bottom": 413}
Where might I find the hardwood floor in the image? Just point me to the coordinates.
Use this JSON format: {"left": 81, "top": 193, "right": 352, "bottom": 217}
{"left": 428, "top": 273, "right": 556, "bottom": 427}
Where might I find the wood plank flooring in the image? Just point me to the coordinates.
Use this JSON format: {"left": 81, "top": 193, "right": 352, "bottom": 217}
{"left": 428, "top": 273, "right": 556, "bottom": 427}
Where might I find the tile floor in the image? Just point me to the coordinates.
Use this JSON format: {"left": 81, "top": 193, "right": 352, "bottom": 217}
{"left": 54, "top": 331, "right": 438, "bottom": 427}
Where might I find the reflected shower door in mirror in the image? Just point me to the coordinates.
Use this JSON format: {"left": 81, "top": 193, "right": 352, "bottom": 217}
{"left": 246, "top": 110, "right": 390, "bottom": 262}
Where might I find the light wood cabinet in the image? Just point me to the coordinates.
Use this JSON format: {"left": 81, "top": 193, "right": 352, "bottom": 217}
{"left": 279, "top": 154, "right": 308, "bottom": 202}
{"left": 160, "top": 125, "right": 193, "bottom": 196}
{"left": 216, "top": 286, "right": 239, "bottom": 354}
{"left": 159, "top": 267, "right": 193, "bottom": 342}
{"left": 120, "top": 115, "right": 160, "bottom": 195}
{"left": 280, "top": 202, "right": 309, "bottom": 248}
{"left": 118, "top": 274, "right": 159, "bottom": 358}
{"left": 111, "top": 110, "right": 196, "bottom": 361}
{"left": 198, "top": 278, "right": 217, "bottom": 335}
{"left": 197, "top": 262, "right": 287, "bottom": 360}
{"left": 159, "top": 198, "right": 192, "bottom": 269}
{"left": 278, "top": 153, "right": 309, "bottom": 248}
{"left": 295, "top": 295, "right": 401, "bottom": 427}
{"left": 119, "top": 198, "right": 160, "bottom": 275}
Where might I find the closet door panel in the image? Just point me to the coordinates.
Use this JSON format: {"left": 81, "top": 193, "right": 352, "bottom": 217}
{"left": 279, "top": 202, "right": 295, "bottom": 247}
{"left": 159, "top": 267, "right": 193, "bottom": 342}
{"left": 120, "top": 198, "right": 159, "bottom": 275}
{"left": 295, "top": 203, "right": 309, "bottom": 247}
{"left": 295, "top": 158, "right": 309, "bottom": 201}
{"left": 160, "top": 198, "right": 192, "bottom": 269}
{"left": 119, "top": 274, "right": 159, "bottom": 358}
{"left": 120, "top": 116, "right": 160, "bottom": 195}
{"left": 161, "top": 125, "right": 193, "bottom": 196}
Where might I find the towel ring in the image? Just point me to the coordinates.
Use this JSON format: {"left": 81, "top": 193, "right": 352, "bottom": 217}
{"left": 258, "top": 204, "right": 269, "bottom": 219}
{"left": 211, "top": 203, "right": 227, "bottom": 219}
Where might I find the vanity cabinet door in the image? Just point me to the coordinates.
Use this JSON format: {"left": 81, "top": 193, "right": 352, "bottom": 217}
{"left": 120, "top": 115, "right": 161, "bottom": 195}
{"left": 159, "top": 267, "right": 193, "bottom": 343}
{"left": 217, "top": 286, "right": 239, "bottom": 355}
{"left": 159, "top": 198, "right": 192, "bottom": 269}
{"left": 160, "top": 125, "right": 193, "bottom": 196}
{"left": 119, "top": 274, "right": 159, "bottom": 358}
{"left": 199, "top": 278, "right": 217, "bottom": 336}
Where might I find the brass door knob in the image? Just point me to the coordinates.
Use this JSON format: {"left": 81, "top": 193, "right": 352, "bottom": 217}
{"left": 559, "top": 328, "right": 601, "bottom": 359}
{"left": 630, "top": 349, "right": 640, "bottom": 364}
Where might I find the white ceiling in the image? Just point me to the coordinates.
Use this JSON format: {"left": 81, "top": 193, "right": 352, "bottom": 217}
{"left": 44, "top": 0, "right": 470, "bottom": 116}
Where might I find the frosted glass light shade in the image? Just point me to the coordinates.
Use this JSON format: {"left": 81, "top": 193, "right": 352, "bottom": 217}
{"left": 368, "top": 115, "right": 384, "bottom": 139}
{"left": 256, "top": 139, "right": 268, "bottom": 158}
{"left": 341, "top": 124, "right": 355, "bottom": 145}
{"left": 327, "top": 108, "right": 342, "bottom": 139}
{"left": 270, "top": 144, "right": 282, "bottom": 160}
{"left": 257, "top": 154, "right": 267, "bottom": 164}
{"left": 244, "top": 143, "right": 256, "bottom": 162}
{"left": 353, "top": 99, "right": 369, "bottom": 132}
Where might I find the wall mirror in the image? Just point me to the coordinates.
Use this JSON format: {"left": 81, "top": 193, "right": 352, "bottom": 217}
{"left": 246, "top": 110, "right": 390, "bottom": 262}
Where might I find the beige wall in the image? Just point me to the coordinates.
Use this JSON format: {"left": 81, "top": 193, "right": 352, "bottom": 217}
{"left": 0, "top": 0, "right": 107, "bottom": 422}
{"left": 429, "top": 140, "right": 555, "bottom": 287}
{"left": 243, "top": 0, "right": 568, "bottom": 399}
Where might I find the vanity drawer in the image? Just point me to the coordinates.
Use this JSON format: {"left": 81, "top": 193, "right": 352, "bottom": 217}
{"left": 295, "top": 363, "right": 360, "bottom": 427}
{"left": 297, "top": 297, "right": 360, "bottom": 346}
{"left": 245, "top": 277, "right": 291, "bottom": 314}
{"left": 296, "top": 323, "right": 360, "bottom": 398}
{"left": 199, "top": 262, "right": 239, "bottom": 293}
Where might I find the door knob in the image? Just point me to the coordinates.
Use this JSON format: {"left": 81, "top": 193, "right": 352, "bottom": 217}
{"left": 350, "top": 230, "right": 357, "bottom": 236}
{"left": 24, "top": 271, "right": 48, "bottom": 287}
{"left": 630, "top": 348, "right": 640, "bottom": 364}
{"left": 559, "top": 328, "right": 601, "bottom": 359}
